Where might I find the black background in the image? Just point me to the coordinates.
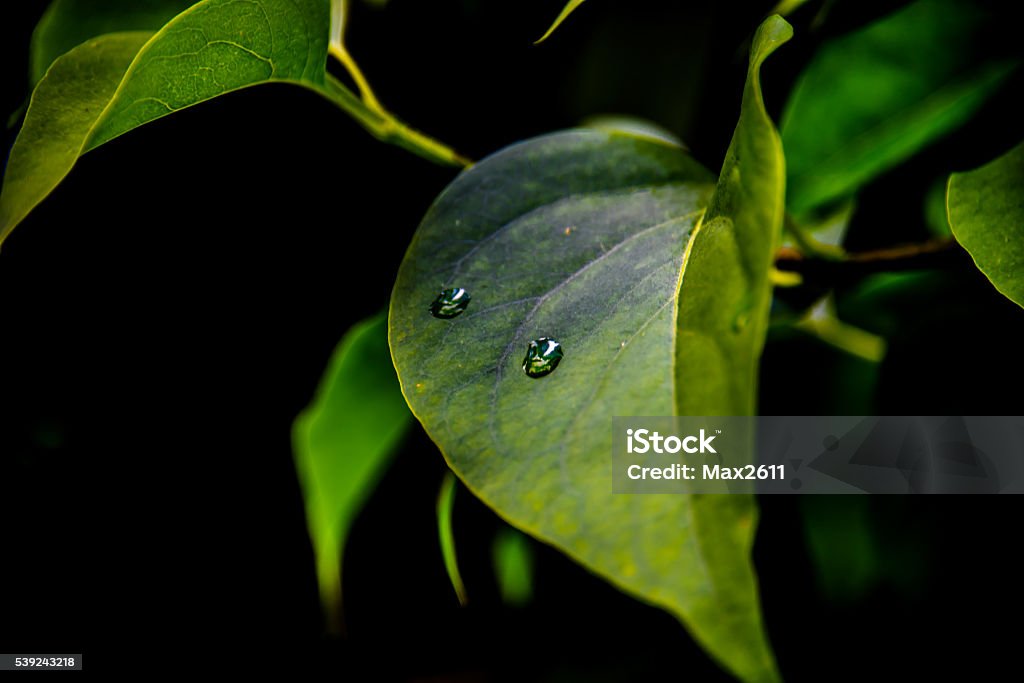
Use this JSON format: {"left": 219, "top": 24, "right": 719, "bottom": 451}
{"left": 2, "top": 0, "right": 1024, "bottom": 679}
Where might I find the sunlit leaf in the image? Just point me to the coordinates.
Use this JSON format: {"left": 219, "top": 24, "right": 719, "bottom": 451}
{"left": 29, "top": 0, "right": 196, "bottom": 85}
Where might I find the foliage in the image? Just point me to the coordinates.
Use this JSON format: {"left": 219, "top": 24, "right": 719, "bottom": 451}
{"left": 292, "top": 313, "right": 411, "bottom": 626}
{"left": 947, "top": 141, "right": 1024, "bottom": 308}
{"left": 3, "top": 0, "right": 1022, "bottom": 680}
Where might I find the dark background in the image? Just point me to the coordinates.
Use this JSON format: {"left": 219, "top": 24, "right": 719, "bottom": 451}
{"left": 2, "top": 0, "right": 1024, "bottom": 679}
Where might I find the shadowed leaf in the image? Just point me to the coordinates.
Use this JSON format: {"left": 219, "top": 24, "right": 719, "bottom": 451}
{"left": 389, "top": 17, "right": 792, "bottom": 680}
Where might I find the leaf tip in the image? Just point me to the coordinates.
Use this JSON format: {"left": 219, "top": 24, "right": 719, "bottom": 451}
{"left": 753, "top": 14, "right": 795, "bottom": 62}
{"left": 534, "top": 0, "right": 587, "bottom": 45}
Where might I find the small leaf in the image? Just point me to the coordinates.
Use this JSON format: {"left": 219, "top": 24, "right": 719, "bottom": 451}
{"left": 492, "top": 528, "right": 534, "bottom": 607}
{"left": 801, "top": 497, "right": 881, "bottom": 603}
{"left": 436, "top": 471, "right": 469, "bottom": 606}
{"left": 30, "top": 0, "right": 196, "bottom": 85}
{"left": 292, "top": 313, "right": 412, "bottom": 626}
{"left": 947, "top": 141, "right": 1024, "bottom": 308}
{"left": 782, "top": 0, "right": 1017, "bottom": 214}
{"left": 390, "top": 17, "right": 792, "bottom": 681}
{"left": 535, "top": 0, "right": 588, "bottom": 44}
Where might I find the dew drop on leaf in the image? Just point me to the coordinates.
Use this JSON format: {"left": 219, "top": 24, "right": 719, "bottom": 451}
{"left": 522, "top": 337, "right": 564, "bottom": 378}
{"left": 430, "top": 287, "right": 471, "bottom": 319}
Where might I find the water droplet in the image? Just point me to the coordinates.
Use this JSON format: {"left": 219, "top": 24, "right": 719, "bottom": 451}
{"left": 522, "top": 337, "right": 564, "bottom": 378}
{"left": 732, "top": 312, "right": 750, "bottom": 333}
{"left": 430, "top": 287, "right": 471, "bottom": 318}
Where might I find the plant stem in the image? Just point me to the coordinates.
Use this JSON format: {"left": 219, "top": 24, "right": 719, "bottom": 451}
{"left": 437, "top": 471, "right": 469, "bottom": 606}
{"left": 796, "top": 303, "right": 887, "bottom": 363}
{"left": 776, "top": 237, "right": 963, "bottom": 284}
{"left": 324, "top": 0, "right": 470, "bottom": 167}
{"left": 329, "top": 43, "right": 385, "bottom": 115}
{"left": 783, "top": 214, "right": 846, "bottom": 261}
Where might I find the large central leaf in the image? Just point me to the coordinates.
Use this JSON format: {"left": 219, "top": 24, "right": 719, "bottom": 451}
{"left": 390, "top": 17, "right": 790, "bottom": 681}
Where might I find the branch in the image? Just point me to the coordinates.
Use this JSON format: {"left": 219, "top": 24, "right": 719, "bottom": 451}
{"left": 775, "top": 237, "right": 967, "bottom": 285}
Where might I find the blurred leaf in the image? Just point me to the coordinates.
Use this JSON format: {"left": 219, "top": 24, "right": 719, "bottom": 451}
{"left": 795, "top": 297, "right": 886, "bottom": 363}
{"left": 30, "top": 0, "right": 196, "bottom": 85}
{"left": 835, "top": 270, "right": 954, "bottom": 338}
{"left": 390, "top": 17, "right": 792, "bottom": 682}
{"left": 924, "top": 176, "right": 953, "bottom": 238}
{"left": 801, "top": 497, "right": 881, "bottom": 602}
{"left": 782, "top": 0, "right": 1016, "bottom": 214}
{"left": 771, "top": 0, "right": 813, "bottom": 16}
{"left": 292, "top": 313, "right": 411, "bottom": 626}
{"left": 492, "top": 528, "right": 534, "bottom": 607}
{"left": 436, "top": 471, "right": 468, "bottom": 606}
{"left": 536, "top": 0, "right": 587, "bottom": 44}
{"left": 947, "top": 140, "right": 1024, "bottom": 307}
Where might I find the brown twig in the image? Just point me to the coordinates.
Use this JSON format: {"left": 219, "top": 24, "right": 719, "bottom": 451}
{"left": 775, "top": 238, "right": 967, "bottom": 285}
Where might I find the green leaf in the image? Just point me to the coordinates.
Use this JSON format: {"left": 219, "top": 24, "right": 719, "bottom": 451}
{"left": 924, "top": 176, "right": 953, "bottom": 238}
{"left": 87, "top": 0, "right": 331, "bottom": 147}
{"left": 2, "top": 0, "right": 465, "bottom": 245}
{"left": 670, "top": 15, "right": 790, "bottom": 679}
{"left": 389, "top": 17, "right": 791, "bottom": 680}
{"left": 293, "top": 312, "right": 411, "bottom": 627}
{"left": 436, "top": 471, "right": 468, "bottom": 606}
{"left": 676, "top": 15, "right": 791, "bottom": 416}
{"left": 782, "top": 0, "right": 1016, "bottom": 214}
{"left": 30, "top": 0, "right": 197, "bottom": 85}
{"left": 947, "top": 140, "right": 1024, "bottom": 308}
{"left": 801, "top": 497, "right": 881, "bottom": 602}
{"left": 535, "top": 0, "right": 588, "bottom": 44}
{"left": 492, "top": 528, "right": 535, "bottom": 607}
{"left": 0, "top": 32, "right": 153, "bottom": 242}
{"left": 2, "top": 0, "right": 331, "bottom": 244}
